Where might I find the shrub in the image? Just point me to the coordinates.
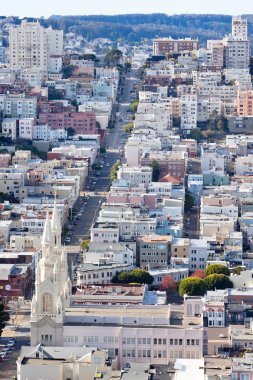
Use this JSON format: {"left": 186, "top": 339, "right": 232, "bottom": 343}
{"left": 191, "top": 270, "right": 206, "bottom": 279}
{"left": 204, "top": 274, "right": 233, "bottom": 291}
{"left": 160, "top": 275, "right": 177, "bottom": 292}
{"left": 179, "top": 277, "right": 207, "bottom": 297}
{"left": 205, "top": 264, "right": 230, "bottom": 277}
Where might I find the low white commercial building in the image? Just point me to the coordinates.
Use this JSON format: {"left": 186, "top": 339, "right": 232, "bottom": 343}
{"left": 117, "top": 165, "right": 152, "bottom": 189}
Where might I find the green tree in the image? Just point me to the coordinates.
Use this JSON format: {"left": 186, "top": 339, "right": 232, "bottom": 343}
{"left": 125, "top": 62, "right": 132, "bottom": 71}
{"left": 110, "top": 161, "right": 121, "bottom": 180}
{"left": 205, "top": 264, "right": 230, "bottom": 277}
{"left": 150, "top": 160, "right": 160, "bottom": 182}
{"left": 62, "top": 65, "right": 75, "bottom": 79}
{"left": 104, "top": 49, "right": 123, "bottom": 67}
{"left": 124, "top": 122, "right": 134, "bottom": 134}
{"left": 129, "top": 100, "right": 139, "bottom": 113}
{"left": 130, "top": 269, "right": 154, "bottom": 285}
{"left": 100, "top": 146, "right": 106, "bottom": 154}
{"left": 232, "top": 266, "right": 245, "bottom": 275}
{"left": 0, "top": 303, "right": 10, "bottom": 336}
{"left": 189, "top": 128, "right": 203, "bottom": 142}
{"left": 179, "top": 277, "right": 207, "bottom": 297}
{"left": 209, "top": 110, "right": 218, "bottom": 131}
{"left": 0, "top": 192, "right": 18, "bottom": 203}
{"left": 79, "top": 53, "right": 98, "bottom": 62}
{"left": 114, "top": 269, "right": 154, "bottom": 285}
{"left": 80, "top": 239, "right": 90, "bottom": 251}
{"left": 67, "top": 127, "right": 75, "bottom": 137}
{"left": 204, "top": 274, "right": 233, "bottom": 291}
{"left": 48, "top": 87, "right": 64, "bottom": 100}
{"left": 185, "top": 191, "right": 194, "bottom": 211}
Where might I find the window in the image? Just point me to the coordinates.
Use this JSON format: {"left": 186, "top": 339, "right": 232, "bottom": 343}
{"left": 187, "top": 339, "right": 190, "bottom": 346}
{"left": 42, "top": 292, "right": 53, "bottom": 313}
{"left": 240, "top": 375, "right": 250, "bottom": 380}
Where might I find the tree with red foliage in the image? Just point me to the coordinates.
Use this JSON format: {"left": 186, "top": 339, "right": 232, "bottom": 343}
{"left": 191, "top": 270, "right": 206, "bottom": 279}
{"left": 160, "top": 275, "right": 177, "bottom": 292}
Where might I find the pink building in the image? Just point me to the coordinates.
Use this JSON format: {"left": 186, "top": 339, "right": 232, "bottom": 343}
{"left": 0, "top": 154, "right": 11, "bottom": 167}
{"left": 39, "top": 111, "right": 97, "bottom": 134}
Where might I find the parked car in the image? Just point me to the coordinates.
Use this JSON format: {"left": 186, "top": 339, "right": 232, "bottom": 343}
{"left": 7, "top": 341, "right": 15, "bottom": 347}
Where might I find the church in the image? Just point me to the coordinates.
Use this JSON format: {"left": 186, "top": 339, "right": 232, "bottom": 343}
{"left": 30, "top": 202, "right": 204, "bottom": 365}
{"left": 30, "top": 202, "right": 72, "bottom": 346}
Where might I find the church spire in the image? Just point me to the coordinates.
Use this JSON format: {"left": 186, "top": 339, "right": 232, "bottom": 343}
{"left": 51, "top": 191, "right": 62, "bottom": 249}
{"left": 41, "top": 209, "right": 53, "bottom": 257}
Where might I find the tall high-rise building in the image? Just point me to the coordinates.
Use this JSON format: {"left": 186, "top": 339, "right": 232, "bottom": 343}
{"left": 232, "top": 16, "right": 248, "bottom": 39}
{"left": 224, "top": 16, "right": 250, "bottom": 69}
{"left": 9, "top": 21, "right": 63, "bottom": 72}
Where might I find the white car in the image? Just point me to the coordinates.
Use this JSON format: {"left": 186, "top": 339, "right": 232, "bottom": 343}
{"left": 7, "top": 341, "right": 15, "bottom": 347}
{"left": 106, "top": 163, "right": 110, "bottom": 167}
{"left": 1, "top": 347, "right": 10, "bottom": 352}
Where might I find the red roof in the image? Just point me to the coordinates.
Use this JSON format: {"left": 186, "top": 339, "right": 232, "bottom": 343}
{"left": 159, "top": 173, "right": 181, "bottom": 184}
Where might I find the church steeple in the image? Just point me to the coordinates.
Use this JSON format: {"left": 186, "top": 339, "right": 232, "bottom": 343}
{"left": 41, "top": 210, "right": 53, "bottom": 257}
{"left": 31, "top": 195, "right": 72, "bottom": 347}
{"left": 51, "top": 193, "right": 62, "bottom": 250}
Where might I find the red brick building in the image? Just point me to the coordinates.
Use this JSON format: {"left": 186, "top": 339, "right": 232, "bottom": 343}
{"left": 0, "top": 264, "right": 32, "bottom": 301}
{"left": 38, "top": 100, "right": 97, "bottom": 135}
{"left": 38, "top": 111, "right": 97, "bottom": 134}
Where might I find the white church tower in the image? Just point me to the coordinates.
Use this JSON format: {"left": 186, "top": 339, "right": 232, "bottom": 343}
{"left": 30, "top": 201, "right": 72, "bottom": 346}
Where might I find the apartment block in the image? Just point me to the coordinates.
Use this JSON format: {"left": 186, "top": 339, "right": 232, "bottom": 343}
{"left": 39, "top": 111, "right": 97, "bottom": 134}
{"left": 153, "top": 38, "right": 198, "bottom": 56}
{"left": 9, "top": 21, "right": 63, "bottom": 72}
{"left": 236, "top": 90, "right": 253, "bottom": 116}
{"left": 1, "top": 118, "right": 17, "bottom": 140}
{"left": 180, "top": 94, "right": 197, "bottom": 134}
{"left": 137, "top": 234, "right": 172, "bottom": 268}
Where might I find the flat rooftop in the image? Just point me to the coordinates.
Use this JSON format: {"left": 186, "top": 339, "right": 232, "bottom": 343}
{"left": 65, "top": 305, "right": 170, "bottom": 319}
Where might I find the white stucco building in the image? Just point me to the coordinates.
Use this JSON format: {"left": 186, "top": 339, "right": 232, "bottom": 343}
{"left": 30, "top": 205, "right": 204, "bottom": 366}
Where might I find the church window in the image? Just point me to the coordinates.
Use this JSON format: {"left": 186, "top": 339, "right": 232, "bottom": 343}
{"left": 42, "top": 292, "right": 53, "bottom": 313}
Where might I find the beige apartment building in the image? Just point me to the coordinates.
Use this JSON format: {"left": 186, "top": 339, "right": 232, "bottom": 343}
{"left": 171, "top": 238, "right": 190, "bottom": 259}
{"left": 137, "top": 234, "right": 172, "bottom": 269}
{"left": 9, "top": 21, "right": 63, "bottom": 72}
{"left": 237, "top": 90, "right": 253, "bottom": 116}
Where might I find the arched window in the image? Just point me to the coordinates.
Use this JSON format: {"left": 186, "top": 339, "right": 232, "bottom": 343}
{"left": 42, "top": 292, "right": 53, "bottom": 314}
